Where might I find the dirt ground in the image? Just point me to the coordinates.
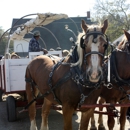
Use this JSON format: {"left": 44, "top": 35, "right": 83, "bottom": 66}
{"left": 0, "top": 95, "right": 130, "bottom": 130}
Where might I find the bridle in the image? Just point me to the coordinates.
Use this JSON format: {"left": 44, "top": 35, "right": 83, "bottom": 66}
{"left": 80, "top": 28, "right": 109, "bottom": 59}
{"left": 70, "top": 29, "right": 109, "bottom": 89}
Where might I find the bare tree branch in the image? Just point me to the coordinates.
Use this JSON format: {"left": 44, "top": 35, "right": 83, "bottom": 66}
{"left": 94, "top": 0, "right": 130, "bottom": 30}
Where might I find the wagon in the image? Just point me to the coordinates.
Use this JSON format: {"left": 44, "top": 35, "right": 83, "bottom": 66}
{"left": 0, "top": 13, "right": 68, "bottom": 122}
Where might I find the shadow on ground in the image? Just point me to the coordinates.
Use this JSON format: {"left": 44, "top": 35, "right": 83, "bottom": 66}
{"left": 0, "top": 101, "right": 80, "bottom": 130}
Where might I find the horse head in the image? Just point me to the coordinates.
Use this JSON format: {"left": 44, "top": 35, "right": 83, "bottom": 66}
{"left": 117, "top": 30, "right": 130, "bottom": 53}
{"left": 78, "top": 19, "right": 108, "bottom": 83}
{"left": 123, "top": 30, "right": 130, "bottom": 52}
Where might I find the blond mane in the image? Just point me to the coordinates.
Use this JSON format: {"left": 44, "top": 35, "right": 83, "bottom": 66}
{"left": 70, "top": 32, "right": 84, "bottom": 68}
{"left": 117, "top": 37, "right": 127, "bottom": 50}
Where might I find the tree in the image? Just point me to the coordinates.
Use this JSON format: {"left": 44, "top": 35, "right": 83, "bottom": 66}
{"left": 0, "top": 27, "right": 11, "bottom": 55}
{"left": 92, "top": 0, "right": 130, "bottom": 42}
{"left": 94, "top": 0, "right": 130, "bottom": 29}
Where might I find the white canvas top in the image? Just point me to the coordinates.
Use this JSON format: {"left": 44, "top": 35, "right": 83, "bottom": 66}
{"left": 10, "top": 13, "right": 68, "bottom": 40}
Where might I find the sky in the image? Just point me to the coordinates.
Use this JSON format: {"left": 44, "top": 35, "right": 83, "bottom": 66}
{"left": 0, "top": 0, "right": 95, "bottom": 31}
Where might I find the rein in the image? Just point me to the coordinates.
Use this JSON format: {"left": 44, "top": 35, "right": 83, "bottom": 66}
{"left": 22, "top": 72, "right": 72, "bottom": 112}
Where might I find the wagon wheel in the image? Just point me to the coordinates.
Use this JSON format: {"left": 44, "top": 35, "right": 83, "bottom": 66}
{"left": 0, "top": 89, "right": 3, "bottom": 102}
{"left": 6, "top": 96, "right": 17, "bottom": 122}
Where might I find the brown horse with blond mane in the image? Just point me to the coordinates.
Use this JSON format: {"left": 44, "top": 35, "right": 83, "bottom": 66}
{"left": 90, "top": 30, "right": 130, "bottom": 130}
{"left": 25, "top": 19, "right": 108, "bottom": 130}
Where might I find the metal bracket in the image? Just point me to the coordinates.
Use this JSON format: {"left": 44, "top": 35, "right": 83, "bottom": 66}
{"left": 78, "top": 94, "right": 88, "bottom": 107}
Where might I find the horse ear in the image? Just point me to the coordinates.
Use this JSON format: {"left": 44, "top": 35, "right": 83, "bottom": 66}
{"left": 124, "top": 30, "right": 130, "bottom": 41}
{"left": 101, "top": 19, "right": 108, "bottom": 34}
{"left": 81, "top": 19, "right": 88, "bottom": 33}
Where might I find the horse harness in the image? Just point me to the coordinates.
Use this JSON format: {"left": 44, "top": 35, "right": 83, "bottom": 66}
{"left": 107, "top": 50, "right": 130, "bottom": 101}
{"left": 24, "top": 29, "right": 109, "bottom": 110}
{"left": 24, "top": 46, "right": 106, "bottom": 110}
{"left": 100, "top": 49, "right": 130, "bottom": 118}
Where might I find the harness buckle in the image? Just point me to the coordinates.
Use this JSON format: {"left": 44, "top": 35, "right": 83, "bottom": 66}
{"left": 78, "top": 94, "right": 88, "bottom": 107}
{"left": 105, "top": 82, "right": 113, "bottom": 89}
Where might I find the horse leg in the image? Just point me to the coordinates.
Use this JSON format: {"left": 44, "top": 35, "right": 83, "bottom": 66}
{"left": 98, "top": 97, "right": 106, "bottom": 130}
{"left": 40, "top": 98, "right": 52, "bottom": 130}
{"left": 26, "top": 83, "right": 39, "bottom": 130}
{"left": 62, "top": 104, "right": 75, "bottom": 130}
{"left": 90, "top": 114, "right": 97, "bottom": 130}
{"left": 119, "top": 107, "right": 128, "bottom": 130}
{"left": 80, "top": 108, "right": 94, "bottom": 130}
{"left": 107, "top": 107, "right": 115, "bottom": 130}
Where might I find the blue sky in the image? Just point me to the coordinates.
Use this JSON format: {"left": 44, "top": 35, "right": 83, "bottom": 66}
{"left": 0, "top": 0, "right": 95, "bottom": 30}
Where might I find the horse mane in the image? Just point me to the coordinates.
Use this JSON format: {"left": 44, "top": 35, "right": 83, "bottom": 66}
{"left": 117, "top": 37, "right": 127, "bottom": 50}
{"left": 70, "top": 32, "right": 84, "bottom": 68}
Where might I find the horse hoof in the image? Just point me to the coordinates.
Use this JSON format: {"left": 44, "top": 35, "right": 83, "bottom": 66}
{"left": 98, "top": 125, "right": 106, "bottom": 130}
{"left": 90, "top": 126, "right": 97, "bottom": 130}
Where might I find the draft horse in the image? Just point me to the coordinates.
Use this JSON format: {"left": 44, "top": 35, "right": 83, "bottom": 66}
{"left": 25, "top": 19, "right": 108, "bottom": 130}
{"left": 90, "top": 30, "right": 130, "bottom": 130}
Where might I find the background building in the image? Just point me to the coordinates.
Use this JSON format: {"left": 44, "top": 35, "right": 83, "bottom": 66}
{"left": 11, "top": 12, "right": 93, "bottom": 57}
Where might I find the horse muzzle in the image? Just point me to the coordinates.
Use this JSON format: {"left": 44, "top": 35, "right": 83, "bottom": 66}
{"left": 87, "top": 69, "right": 102, "bottom": 83}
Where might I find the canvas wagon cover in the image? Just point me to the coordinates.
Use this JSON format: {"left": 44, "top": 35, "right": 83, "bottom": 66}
{"left": 10, "top": 13, "right": 68, "bottom": 40}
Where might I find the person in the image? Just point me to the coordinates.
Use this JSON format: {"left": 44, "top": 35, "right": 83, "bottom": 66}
{"left": 56, "top": 47, "right": 62, "bottom": 51}
{"left": 49, "top": 48, "right": 55, "bottom": 51}
{"left": 11, "top": 52, "right": 20, "bottom": 59}
{"left": 28, "top": 31, "right": 48, "bottom": 54}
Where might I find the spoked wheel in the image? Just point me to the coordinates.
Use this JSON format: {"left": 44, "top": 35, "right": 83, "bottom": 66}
{"left": 6, "top": 96, "right": 17, "bottom": 122}
{"left": 0, "top": 89, "right": 3, "bottom": 102}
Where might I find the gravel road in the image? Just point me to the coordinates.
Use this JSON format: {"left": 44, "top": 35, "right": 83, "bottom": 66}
{"left": 0, "top": 97, "right": 130, "bottom": 130}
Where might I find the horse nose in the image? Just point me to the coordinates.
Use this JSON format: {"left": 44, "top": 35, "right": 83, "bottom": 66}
{"left": 88, "top": 69, "right": 102, "bottom": 79}
{"left": 91, "top": 71, "right": 98, "bottom": 79}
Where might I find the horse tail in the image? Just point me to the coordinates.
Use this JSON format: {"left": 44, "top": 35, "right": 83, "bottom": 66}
{"left": 25, "top": 65, "right": 37, "bottom": 90}
{"left": 25, "top": 65, "right": 35, "bottom": 86}
{"left": 25, "top": 66, "right": 31, "bottom": 82}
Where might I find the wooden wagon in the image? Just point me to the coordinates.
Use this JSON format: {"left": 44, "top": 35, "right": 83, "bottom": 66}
{"left": 0, "top": 13, "right": 67, "bottom": 122}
